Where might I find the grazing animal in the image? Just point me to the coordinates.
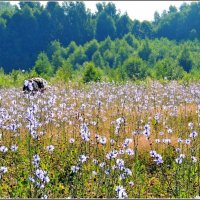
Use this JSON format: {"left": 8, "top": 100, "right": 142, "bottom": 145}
{"left": 23, "top": 77, "right": 48, "bottom": 94}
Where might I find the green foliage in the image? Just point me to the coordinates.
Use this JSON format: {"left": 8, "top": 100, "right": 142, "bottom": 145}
{"left": 34, "top": 52, "right": 53, "bottom": 78}
{"left": 103, "top": 50, "right": 115, "bottom": 68}
{"left": 116, "top": 66, "right": 128, "bottom": 81}
{"left": 122, "top": 57, "right": 148, "bottom": 80}
{"left": 84, "top": 39, "right": 99, "bottom": 60}
{"left": 61, "top": 1, "right": 94, "bottom": 45}
{"left": 92, "top": 51, "right": 104, "bottom": 68}
{"left": 0, "top": 1, "right": 200, "bottom": 82}
{"left": 138, "top": 40, "right": 152, "bottom": 61}
{"left": 95, "top": 11, "right": 116, "bottom": 41}
{"left": 66, "top": 41, "right": 78, "bottom": 57}
{"left": 1, "top": 34, "right": 200, "bottom": 84}
{"left": 154, "top": 57, "right": 185, "bottom": 80}
{"left": 188, "top": 68, "right": 200, "bottom": 80}
{"left": 51, "top": 51, "right": 65, "bottom": 73}
{"left": 82, "top": 62, "right": 102, "bottom": 83}
{"left": 0, "top": 68, "right": 31, "bottom": 88}
{"left": 0, "top": 68, "right": 12, "bottom": 87}
{"left": 179, "top": 47, "right": 193, "bottom": 72}
{"left": 99, "top": 36, "right": 112, "bottom": 54}
{"left": 116, "top": 13, "right": 132, "bottom": 38}
{"left": 68, "top": 47, "right": 87, "bottom": 70}
{"left": 140, "top": 20, "right": 154, "bottom": 39}
{"left": 123, "top": 33, "right": 139, "bottom": 49}
{"left": 54, "top": 61, "right": 72, "bottom": 83}
{"left": 154, "top": 2, "right": 200, "bottom": 41}
{"left": 47, "top": 40, "right": 62, "bottom": 58}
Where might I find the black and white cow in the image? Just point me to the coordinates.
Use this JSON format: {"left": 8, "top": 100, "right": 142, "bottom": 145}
{"left": 23, "top": 77, "right": 48, "bottom": 94}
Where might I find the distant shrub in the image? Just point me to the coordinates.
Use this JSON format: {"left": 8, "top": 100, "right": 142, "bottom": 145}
{"left": 83, "top": 62, "right": 102, "bottom": 83}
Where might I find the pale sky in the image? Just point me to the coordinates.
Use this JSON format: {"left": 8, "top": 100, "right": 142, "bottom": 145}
{"left": 10, "top": 1, "right": 194, "bottom": 21}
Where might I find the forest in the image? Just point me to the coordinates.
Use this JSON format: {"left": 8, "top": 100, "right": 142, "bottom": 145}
{"left": 0, "top": 1, "right": 200, "bottom": 85}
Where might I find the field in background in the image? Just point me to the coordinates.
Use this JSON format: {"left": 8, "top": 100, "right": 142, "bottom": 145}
{"left": 0, "top": 81, "right": 199, "bottom": 198}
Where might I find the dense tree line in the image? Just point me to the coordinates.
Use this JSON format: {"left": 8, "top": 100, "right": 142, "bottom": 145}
{"left": 0, "top": 1, "right": 199, "bottom": 79}
{"left": 1, "top": 33, "right": 200, "bottom": 87}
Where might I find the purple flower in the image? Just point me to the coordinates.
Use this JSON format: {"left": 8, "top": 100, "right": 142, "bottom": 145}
{"left": 69, "top": 138, "right": 75, "bottom": 143}
{"left": 46, "top": 145, "right": 54, "bottom": 152}
{"left": 0, "top": 146, "right": 8, "bottom": 153}
{"left": 11, "top": 144, "right": 18, "bottom": 152}
{"left": 0, "top": 166, "right": 7, "bottom": 174}
{"left": 71, "top": 165, "right": 80, "bottom": 173}
{"left": 189, "top": 131, "right": 198, "bottom": 138}
{"left": 79, "top": 155, "right": 87, "bottom": 163}
{"left": 80, "top": 123, "right": 90, "bottom": 141}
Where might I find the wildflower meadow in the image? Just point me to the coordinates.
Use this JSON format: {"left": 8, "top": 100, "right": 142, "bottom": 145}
{"left": 0, "top": 80, "right": 199, "bottom": 198}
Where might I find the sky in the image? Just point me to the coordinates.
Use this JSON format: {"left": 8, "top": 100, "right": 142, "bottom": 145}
{"left": 10, "top": 1, "right": 194, "bottom": 21}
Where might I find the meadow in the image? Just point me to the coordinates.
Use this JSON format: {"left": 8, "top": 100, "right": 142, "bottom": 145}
{"left": 0, "top": 80, "right": 199, "bottom": 198}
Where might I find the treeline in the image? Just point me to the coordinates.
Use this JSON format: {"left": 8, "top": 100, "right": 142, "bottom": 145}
{"left": 0, "top": 2, "right": 200, "bottom": 72}
{"left": 0, "top": 1, "right": 199, "bottom": 87}
{"left": 1, "top": 35, "right": 200, "bottom": 87}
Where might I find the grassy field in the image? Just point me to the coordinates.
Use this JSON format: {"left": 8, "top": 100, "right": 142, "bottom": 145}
{"left": 0, "top": 81, "right": 199, "bottom": 198}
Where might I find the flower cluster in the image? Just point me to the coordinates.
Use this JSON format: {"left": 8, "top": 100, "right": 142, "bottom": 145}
{"left": 80, "top": 123, "right": 90, "bottom": 141}
{"left": 150, "top": 150, "right": 164, "bottom": 165}
{"left": 79, "top": 154, "right": 88, "bottom": 163}
{"left": 0, "top": 166, "right": 7, "bottom": 179}
{"left": 29, "top": 168, "right": 50, "bottom": 189}
{"left": 115, "top": 117, "right": 125, "bottom": 135}
{"left": 115, "top": 185, "right": 128, "bottom": 199}
{"left": 189, "top": 131, "right": 198, "bottom": 138}
{"left": 29, "top": 154, "right": 50, "bottom": 192}
{"left": 106, "top": 149, "right": 118, "bottom": 160}
{"left": 26, "top": 104, "right": 39, "bottom": 139}
{"left": 122, "top": 138, "right": 132, "bottom": 148}
{"left": 143, "top": 124, "right": 150, "bottom": 137}
{"left": 96, "top": 134, "right": 107, "bottom": 145}
{"left": 175, "top": 154, "right": 185, "bottom": 164}
{"left": 0, "top": 145, "right": 8, "bottom": 153}
{"left": 71, "top": 165, "right": 80, "bottom": 173}
{"left": 46, "top": 145, "right": 55, "bottom": 153}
